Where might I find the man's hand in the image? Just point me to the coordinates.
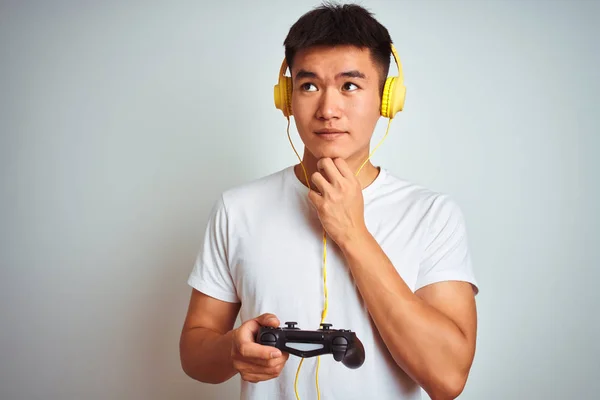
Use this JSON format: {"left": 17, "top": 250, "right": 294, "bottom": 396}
{"left": 231, "top": 313, "right": 290, "bottom": 383}
{"left": 308, "top": 157, "right": 367, "bottom": 247}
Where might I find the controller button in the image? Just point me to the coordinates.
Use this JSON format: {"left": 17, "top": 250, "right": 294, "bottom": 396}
{"left": 320, "top": 323, "right": 332, "bottom": 330}
{"left": 285, "top": 321, "right": 298, "bottom": 329}
{"left": 261, "top": 333, "right": 277, "bottom": 345}
{"left": 333, "top": 337, "right": 348, "bottom": 346}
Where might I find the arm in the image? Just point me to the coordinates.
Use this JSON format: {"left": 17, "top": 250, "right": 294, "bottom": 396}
{"left": 339, "top": 234, "right": 477, "bottom": 400}
{"left": 307, "top": 158, "right": 477, "bottom": 399}
{"left": 181, "top": 194, "right": 289, "bottom": 384}
{"left": 179, "top": 289, "right": 289, "bottom": 384}
{"left": 179, "top": 288, "right": 241, "bottom": 384}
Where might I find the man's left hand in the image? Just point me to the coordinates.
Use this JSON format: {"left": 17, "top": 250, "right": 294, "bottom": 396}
{"left": 308, "top": 158, "right": 368, "bottom": 247}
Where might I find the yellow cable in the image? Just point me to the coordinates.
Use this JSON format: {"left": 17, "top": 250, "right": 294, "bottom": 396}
{"left": 286, "top": 116, "right": 394, "bottom": 400}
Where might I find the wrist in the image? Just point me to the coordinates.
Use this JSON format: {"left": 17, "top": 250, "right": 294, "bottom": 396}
{"left": 338, "top": 226, "right": 373, "bottom": 254}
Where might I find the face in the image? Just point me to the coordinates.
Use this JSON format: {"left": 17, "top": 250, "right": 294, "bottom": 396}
{"left": 290, "top": 45, "right": 382, "bottom": 165}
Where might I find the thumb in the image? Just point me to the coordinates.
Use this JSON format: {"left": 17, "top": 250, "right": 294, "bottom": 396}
{"left": 254, "top": 313, "right": 280, "bottom": 328}
{"left": 239, "top": 313, "right": 280, "bottom": 339}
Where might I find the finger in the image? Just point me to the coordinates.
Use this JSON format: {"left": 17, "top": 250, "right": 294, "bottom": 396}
{"left": 238, "top": 340, "right": 282, "bottom": 361}
{"left": 254, "top": 313, "right": 280, "bottom": 328}
{"left": 240, "top": 356, "right": 288, "bottom": 381}
{"left": 241, "top": 372, "right": 270, "bottom": 383}
{"left": 239, "top": 319, "right": 260, "bottom": 337}
{"left": 333, "top": 157, "right": 354, "bottom": 179}
{"left": 239, "top": 314, "right": 278, "bottom": 339}
{"left": 235, "top": 326, "right": 282, "bottom": 360}
{"left": 238, "top": 351, "right": 289, "bottom": 368}
{"left": 317, "top": 158, "right": 342, "bottom": 185}
{"left": 311, "top": 171, "right": 332, "bottom": 195}
{"left": 240, "top": 370, "right": 280, "bottom": 383}
{"left": 308, "top": 188, "right": 324, "bottom": 209}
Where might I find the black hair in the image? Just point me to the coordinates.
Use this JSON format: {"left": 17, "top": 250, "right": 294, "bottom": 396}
{"left": 283, "top": 2, "right": 392, "bottom": 91}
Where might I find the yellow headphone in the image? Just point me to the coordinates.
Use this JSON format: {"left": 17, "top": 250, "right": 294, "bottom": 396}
{"left": 274, "top": 43, "right": 406, "bottom": 400}
{"left": 274, "top": 43, "right": 406, "bottom": 119}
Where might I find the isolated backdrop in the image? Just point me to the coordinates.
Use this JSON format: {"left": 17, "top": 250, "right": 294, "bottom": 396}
{"left": 1, "top": 0, "right": 598, "bottom": 399}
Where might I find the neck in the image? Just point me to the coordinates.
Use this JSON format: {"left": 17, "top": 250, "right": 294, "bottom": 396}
{"left": 293, "top": 148, "right": 380, "bottom": 191}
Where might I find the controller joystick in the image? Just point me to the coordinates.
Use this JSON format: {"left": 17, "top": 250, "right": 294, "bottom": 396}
{"left": 256, "top": 322, "right": 365, "bottom": 369}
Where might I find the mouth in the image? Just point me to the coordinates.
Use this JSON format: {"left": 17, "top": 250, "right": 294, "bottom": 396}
{"left": 315, "top": 128, "right": 346, "bottom": 134}
{"left": 314, "top": 129, "right": 348, "bottom": 140}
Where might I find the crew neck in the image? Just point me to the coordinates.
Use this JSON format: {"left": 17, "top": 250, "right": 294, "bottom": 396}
{"left": 285, "top": 164, "right": 387, "bottom": 201}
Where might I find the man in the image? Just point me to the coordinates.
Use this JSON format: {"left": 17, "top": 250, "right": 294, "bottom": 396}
{"left": 180, "top": 3, "right": 478, "bottom": 400}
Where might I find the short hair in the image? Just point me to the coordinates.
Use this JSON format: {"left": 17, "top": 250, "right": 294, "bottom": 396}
{"left": 283, "top": 2, "right": 392, "bottom": 92}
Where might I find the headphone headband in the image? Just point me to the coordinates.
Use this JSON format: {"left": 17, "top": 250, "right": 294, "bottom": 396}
{"left": 390, "top": 44, "right": 404, "bottom": 87}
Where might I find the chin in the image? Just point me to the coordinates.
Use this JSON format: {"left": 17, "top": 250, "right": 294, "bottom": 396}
{"left": 308, "top": 147, "right": 350, "bottom": 161}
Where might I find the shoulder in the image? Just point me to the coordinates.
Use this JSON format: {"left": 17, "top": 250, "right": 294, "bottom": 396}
{"left": 217, "top": 166, "right": 294, "bottom": 213}
{"left": 381, "top": 170, "right": 479, "bottom": 294}
{"left": 376, "top": 168, "right": 465, "bottom": 224}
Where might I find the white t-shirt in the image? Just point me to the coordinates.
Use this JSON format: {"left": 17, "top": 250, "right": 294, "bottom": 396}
{"left": 188, "top": 165, "right": 478, "bottom": 400}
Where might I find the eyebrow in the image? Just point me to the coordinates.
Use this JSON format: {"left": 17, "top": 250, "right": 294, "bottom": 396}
{"left": 294, "top": 69, "right": 366, "bottom": 82}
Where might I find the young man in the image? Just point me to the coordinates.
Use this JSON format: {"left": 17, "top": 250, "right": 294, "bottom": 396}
{"left": 180, "top": 3, "right": 478, "bottom": 400}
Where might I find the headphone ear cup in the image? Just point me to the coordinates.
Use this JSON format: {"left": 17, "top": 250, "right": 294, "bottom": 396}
{"left": 274, "top": 76, "right": 293, "bottom": 117}
{"left": 380, "top": 77, "right": 406, "bottom": 119}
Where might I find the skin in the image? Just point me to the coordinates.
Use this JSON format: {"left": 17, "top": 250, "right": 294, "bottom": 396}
{"left": 289, "top": 45, "right": 383, "bottom": 188}
{"left": 179, "top": 44, "right": 477, "bottom": 400}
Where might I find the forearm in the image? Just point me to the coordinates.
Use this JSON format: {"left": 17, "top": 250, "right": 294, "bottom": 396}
{"left": 340, "top": 232, "right": 471, "bottom": 399}
{"left": 180, "top": 327, "right": 237, "bottom": 384}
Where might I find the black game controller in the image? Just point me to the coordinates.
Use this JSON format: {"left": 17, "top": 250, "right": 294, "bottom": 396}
{"left": 256, "top": 322, "right": 365, "bottom": 369}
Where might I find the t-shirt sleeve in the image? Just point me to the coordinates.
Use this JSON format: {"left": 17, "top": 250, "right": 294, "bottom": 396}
{"left": 187, "top": 194, "right": 240, "bottom": 303}
{"left": 415, "top": 194, "right": 479, "bottom": 295}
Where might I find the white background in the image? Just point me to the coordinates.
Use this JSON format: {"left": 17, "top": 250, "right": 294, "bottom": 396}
{"left": 1, "top": 0, "right": 598, "bottom": 399}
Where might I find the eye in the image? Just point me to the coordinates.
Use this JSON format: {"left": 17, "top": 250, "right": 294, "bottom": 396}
{"left": 300, "top": 83, "right": 317, "bottom": 92}
{"left": 342, "top": 82, "right": 359, "bottom": 91}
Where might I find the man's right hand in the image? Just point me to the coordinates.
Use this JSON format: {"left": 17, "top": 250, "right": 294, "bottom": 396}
{"left": 231, "top": 313, "right": 290, "bottom": 383}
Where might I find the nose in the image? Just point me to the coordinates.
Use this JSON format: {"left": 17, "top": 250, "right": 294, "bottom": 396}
{"left": 315, "top": 88, "right": 342, "bottom": 120}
